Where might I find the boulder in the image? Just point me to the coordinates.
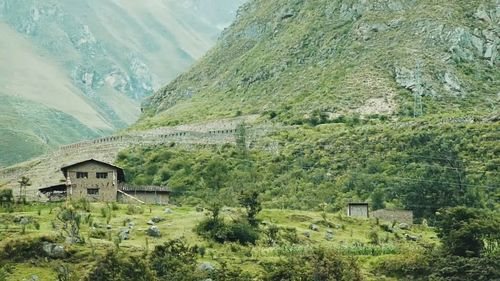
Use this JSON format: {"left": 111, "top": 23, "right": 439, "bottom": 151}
{"left": 42, "top": 242, "right": 66, "bottom": 258}
{"left": 199, "top": 262, "right": 215, "bottom": 271}
{"left": 309, "top": 224, "right": 319, "bottom": 231}
{"left": 147, "top": 220, "right": 155, "bottom": 225}
{"left": 147, "top": 226, "right": 161, "bottom": 237}
{"left": 404, "top": 234, "right": 419, "bottom": 241}
{"left": 325, "top": 233, "right": 334, "bottom": 241}
{"left": 151, "top": 216, "right": 165, "bottom": 223}
{"left": 164, "top": 208, "right": 173, "bottom": 214}
{"left": 399, "top": 223, "right": 410, "bottom": 230}
{"left": 119, "top": 229, "right": 130, "bottom": 240}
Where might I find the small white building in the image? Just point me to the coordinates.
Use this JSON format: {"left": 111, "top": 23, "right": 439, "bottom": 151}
{"left": 347, "top": 203, "right": 369, "bottom": 218}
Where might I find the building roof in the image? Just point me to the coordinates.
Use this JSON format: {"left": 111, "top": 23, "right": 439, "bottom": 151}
{"left": 61, "top": 159, "right": 125, "bottom": 181}
{"left": 348, "top": 202, "right": 369, "bottom": 206}
{"left": 120, "top": 185, "right": 171, "bottom": 193}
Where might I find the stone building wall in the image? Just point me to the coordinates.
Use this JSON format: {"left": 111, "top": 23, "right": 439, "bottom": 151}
{"left": 65, "top": 162, "right": 119, "bottom": 202}
{"left": 371, "top": 209, "right": 414, "bottom": 225}
{"left": 0, "top": 116, "right": 285, "bottom": 200}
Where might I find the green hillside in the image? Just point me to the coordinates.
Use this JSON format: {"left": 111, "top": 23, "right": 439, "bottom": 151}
{"left": 138, "top": 0, "right": 498, "bottom": 128}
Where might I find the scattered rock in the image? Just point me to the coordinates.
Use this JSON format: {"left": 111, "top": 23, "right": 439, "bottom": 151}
{"left": 164, "top": 208, "right": 173, "bottom": 214}
{"left": 151, "top": 216, "right": 165, "bottom": 223}
{"left": 42, "top": 242, "right": 66, "bottom": 258}
{"left": 303, "top": 231, "right": 311, "bottom": 238}
{"left": 147, "top": 226, "right": 161, "bottom": 237}
{"left": 199, "top": 262, "right": 215, "bottom": 271}
{"left": 147, "top": 220, "right": 155, "bottom": 226}
{"left": 325, "top": 233, "right": 334, "bottom": 241}
{"left": 19, "top": 217, "right": 30, "bottom": 225}
{"left": 119, "top": 229, "right": 130, "bottom": 240}
{"left": 399, "top": 223, "right": 410, "bottom": 230}
{"left": 309, "top": 224, "right": 319, "bottom": 231}
{"left": 404, "top": 234, "right": 419, "bottom": 241}
{"left": 128, "top": 222, "right": 135, "bottom": 229}
{"left": 106, "top": 224, "right": 112, "bottom": 229}
{"left": 326, "top": 229, "right": 334, "bottom": 234}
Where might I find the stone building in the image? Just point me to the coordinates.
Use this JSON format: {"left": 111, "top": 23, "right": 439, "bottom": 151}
{"left": 62, "top": 159, "right": 125, "bottom": 202}
{"left": 371, "top": 209, "right": 414, "bottom": 225}
{"left": 118, "top": 186, "right": 170, "bottom": 205}
{"left": 347, "top": 203, "right": 369, "bottom": 218}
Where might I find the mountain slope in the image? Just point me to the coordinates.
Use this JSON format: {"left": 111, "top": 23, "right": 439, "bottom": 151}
{"left": 138, "top": 0, "right": 498, "bottom": 128}
{"left": 0, "top": 0, "right": 245, "bottom": 166}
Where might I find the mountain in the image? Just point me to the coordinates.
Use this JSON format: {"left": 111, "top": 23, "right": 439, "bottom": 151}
{"left": 127, "top": 0, "right": 499, "bottom": 216}
{"left": 0, "top": 0, "right": 245, "bottom": 166}
{"left": 138, "top": 0, "right": 498, "bottom": 129}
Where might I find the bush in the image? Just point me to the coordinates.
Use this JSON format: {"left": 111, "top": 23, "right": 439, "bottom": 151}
{"left": 264, "top": 247, "right": 362, "bottom": 281}
{"left": 89, "top": 228, "right": 106, "bottom": 239}
{"left": 86, "top": 251, "right": 156, "bottom": 281}
{"left": 150, "top": 239, "right": 200, "bottom": 280}
{"left": 0, "top": 236, "right": 60, "bottom": 262}
{"left": 126, "top": 205, "right": 144, "bottom": 215}
{"left": 195, "top": 218, "right": 259, "bottom": 245}
{"left": 374, "top": 252, "right": 500, "bottom": 281}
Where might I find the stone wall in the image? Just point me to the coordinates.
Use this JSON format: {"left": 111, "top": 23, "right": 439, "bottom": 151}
{"left": 371, "top": 209, "right": 414, "bottom": 225}
{"left": 0, "top": 116, "right": 283, "bottom": 200}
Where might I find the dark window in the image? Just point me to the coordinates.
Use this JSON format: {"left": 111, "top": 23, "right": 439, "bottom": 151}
{"left": 76, "top": 172, "right": 88, "bottom": 179}
{"left": 96, "top": 172, "right": 108, "bottom": 179}
{"left": 87, "top": 188, "right": 99, "bottom": 195}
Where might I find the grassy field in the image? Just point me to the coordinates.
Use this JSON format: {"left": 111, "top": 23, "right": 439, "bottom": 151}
{"left": 0, "top": 202, "right": 437, "bottom": 280}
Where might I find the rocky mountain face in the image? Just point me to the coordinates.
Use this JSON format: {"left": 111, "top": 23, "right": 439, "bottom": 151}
{"left": 139, "top": 0, "right": 499, "bottom": 128}
{"left": 0, "top": 0, "right": 245, "bottom": 166}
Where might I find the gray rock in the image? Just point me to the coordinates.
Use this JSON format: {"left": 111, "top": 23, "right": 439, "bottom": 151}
{"left": 42, "top": 242, "right": 65, "bottom": 258}
{"left": 405, "top": 234, "right": 419, "bottom": 241}
{"left": 309, "top": 224, "right": 319, "bottom": 231}
{"left": 399, "top": 223, "right": 410, "bottom": 230}
{"left": 119, "top": 229, "right": 130, "bottom": 240}
{"left": 443, "top": 72, "right": 461, "bottom": 93}
{"left": 19, "top": 217, "right": 30, "bottom": 225}
{"left": 325, "top": 233, "right": 334, "bottom": 241}
{"left": 151, "top": 216, "right": 165, "bottom": 223}
{"left": 326, "top": 229, "right": 334, "bottom": 234}
{"left": 147, "top": 226, "right": 161, "bottom": 237}
{"left": 106, "top": 224, "right": 112, "bottom": 229}
{"left": 303, "top": 231, "right": 311, "bottom": 238}
{"left": 31, "top": 275, "right": 39, "bottom": 281}
{"left": 128, "top": 222, "right": 135, "bottom": 228}
{"left": 164, "top": 208, "right": 173, "bottom": 214}
{"left": 199, "top": 262, "right": 215, "bottom": 271}
{"left": 147, "top": 220, "right": 155, "bottom": 225}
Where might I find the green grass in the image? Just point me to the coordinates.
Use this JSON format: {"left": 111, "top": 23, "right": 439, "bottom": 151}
{"left": 0, "top": 202, "right": 437, "bottom": 280}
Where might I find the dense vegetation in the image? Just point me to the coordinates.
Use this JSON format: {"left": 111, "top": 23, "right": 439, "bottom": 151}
{"left": 118, "top": 116, "right": 498, "bottom": 222}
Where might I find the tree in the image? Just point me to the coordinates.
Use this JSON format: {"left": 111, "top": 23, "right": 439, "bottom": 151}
{"left": 239, "top": 191, "right": 262, "bottom": 227}
{"left": 435, "top": 207, "right": 500, "bottom": 257}
{"left": 56, "top": 204, "right": 83, "bottom": 244}
{"left": 371, "top": 188, "right": 385, "bottom": 210}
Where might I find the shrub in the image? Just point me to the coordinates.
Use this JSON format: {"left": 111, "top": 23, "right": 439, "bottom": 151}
{"left": 89, "top": 228, "right": 106, "bottom": 239}
{"left": 0, "top": 236, "right": 59, "bottom": 262}
{"left": 86, "top": 251, "right": 156, "bottom": 281}
{"left": 149, "top": 239, "right": 200, "bottom": 280}
{"left": 264, "top": 247, "right": 362, "bottom": 281}
{"left": 126, "top": 204, "right": 144, "bottom": 215}
{"left": 195, "top": 218, "right": 259, "bottom": 245}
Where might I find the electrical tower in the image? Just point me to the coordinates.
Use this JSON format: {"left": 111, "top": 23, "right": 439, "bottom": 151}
{"left": 413, "top": 60, "right": 424, "bottom": 117}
